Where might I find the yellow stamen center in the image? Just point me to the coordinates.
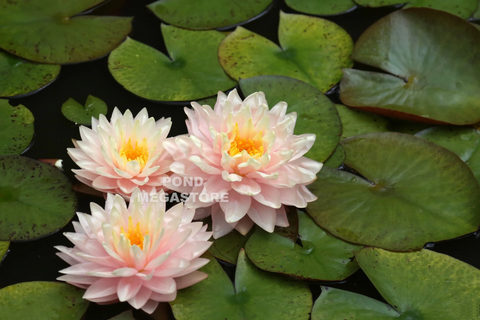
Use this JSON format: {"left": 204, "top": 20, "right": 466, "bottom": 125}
{"left": 228, "top": 123, "right": 264, "bottom": 157}
{"left": 119, "top": 138, "right": 149, "bottom": 169}
{"left": 120, "top": 216, "right": 147, "bottom": 249}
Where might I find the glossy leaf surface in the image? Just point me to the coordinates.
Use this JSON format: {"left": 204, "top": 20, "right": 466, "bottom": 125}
{"left": 0, "top": 100, "right": 34, "bottom": 155}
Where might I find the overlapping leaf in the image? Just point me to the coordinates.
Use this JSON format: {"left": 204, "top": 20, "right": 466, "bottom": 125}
{"left": 239, "top": 75, "right": 342, "bottom": 162}
{"left": 355, "top": 0, "right": 478, "bottom": 19}
{"left": 171, "top": 251, "right": 312, "bottom": 320}
{"left": 220, "top": 12, "right": 353, "bottom": 93}
{"left": 0, "top": 282, "right": 88, "bottom": 319}
{"left": 307, "top": 132, "right": 480, "bottom": 251}
{"left": 340, "top": 9, "right": 480, "bottom": 125}
{"left": 109, "top": 25, "right": 236, "bottom": 101}
{"left": 312, "top": 248, "right": 480, "bottom": 319}
{"left": 0, "top": 241, "right": 8, "bottom": 262}
{"left": 0, "top": 0, "right": 132, "bottom": 64}
{"left": 0, "top": 156, "right": 77, "bottom": 241}
{"left": 0, "top": 52, "right": 60, "bottom": 98}
{"left": 246, "top": 211, "right": 361, "bottom": 281}
{"left": 148, "top": 0, "right": 273, "bottom": 30}
{"left": 0, "top": 100, "right": 34, "bottom": 155}
{"left": 286, "top": 0, "right": 356, "bottom": 15}
{"left": 416, "top": 127, "right": 480, "bottom": 182}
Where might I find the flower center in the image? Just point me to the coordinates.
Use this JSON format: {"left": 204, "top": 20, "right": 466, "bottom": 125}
{"left": 228, "top": 123, "right": 264, "bottom": 157}
{"left": 120, "top": 216, "right": 147, "bottom": 249}
{"left": 120, "top": 138, "right": 149, "bottom": 168}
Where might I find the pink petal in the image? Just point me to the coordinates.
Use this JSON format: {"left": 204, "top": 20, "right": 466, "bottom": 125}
{"left": 127, "top": 286, "right": 152, "bottom": 309}
{"left": 247, "top": 202, "right": 276, "bottom": 233}
{"left": 219, "top": 191, "right": 251, "bottom": 223}
{"left": 279, "top": 187, "right": 307, "bottom": 208}
{"left": 141, "top": 300, "right": 159, "bottom": 314}
{"left": 275, "top": 205, "right": 289, "bottom": 227}
{"left": 211, "top": 203, "right": 236, "bottom": 238}
{"left": 92, "top": 176, "right": 118, "bottom": 190}
{"left": 83, "top": 278, "right": 119, "bottom": 300}
{"left": 117, "top": 276, "right": 143, "bottom": 302}
{"left": 252, "top": 183, "right": 281, "bottom": 209}
{"left": 175, "top": 271, "right": 208, "bottom": 289}
{"left": 234, "top": 216, "right": 255, "bottom": 235}
{"left": 143, "top": 277, "right": 176, "bottom": 294}
{"left": 232, "top": 178, "right": 261, "bottom": 196}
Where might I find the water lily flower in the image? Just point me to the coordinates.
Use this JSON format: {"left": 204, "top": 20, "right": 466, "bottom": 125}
{"left": 68, "top": 107, "right": 173, "bottom": 199}
{"left": 163, "top": 89, "right": 322, "bottom": 238}
{"left": 55, "top": 188, "right": 212, "bottom": 313}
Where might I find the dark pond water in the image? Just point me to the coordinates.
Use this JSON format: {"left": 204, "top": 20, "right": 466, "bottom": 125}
{"left": 2, "top": 0, "right": 479, "bottom": 319}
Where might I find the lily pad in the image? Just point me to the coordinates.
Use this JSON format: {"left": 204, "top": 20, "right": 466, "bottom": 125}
{"left": 109, "top": 25, "right": 236, "bottom": 101}
{"left": 285, "top": 0, "right": 356, "bottom": 15}
{"left": 0, "top": 0, "right": 132, "bottom": 64}
{"left": 307, "top": 132, "right": 480, "bottom": 251}
{"left": 208, "top": 229, "right": 252, "bottom": 265}
{"left": 340, "top": 8, "right": 480, "bottom": 125}
{"left": 0, "top": 241, "right": 8, "bottom": 262}
{"left": 355, "top": 0, "right": 478, "bottom": 19}
{"left": 313, "top": 248, "right": 480, "bottom": 319}
{"left": 335, "top": 104, "right": 389, "bottom": 140}
{"left": 475, "top": 3, "right": 480, "bottom": 19}
{"left": 324, "top": 144, "right": 345, "bottom": 168}
{"left": 0, "top": 281, "right": 89, "bottom": 319}
{"left": 245, "top": 211, "right": 361, "bottom": 281}
{"left": 0, "top": 99, "right": 34, "bottom": 155}
{"left": 415, "top": 127, "right": 480, "bottom": 182}
{"left": 61, "top": 95, "right": 107, "bottom": 124}
{"left": 239, "top": 75, "right": 342, "bottom": 162}
{"left": 219, "top": 12, "right": 353, "bottom": 93}
{"left": 171, "top": 251, "right": 312, "bottom": 320}
{"left": 0, "top": 156, "right": 77, "bottom": 241}
{"left": 0, "top": 51, "right": 60, "bottom": 98}
{"left": 148, "top": 0, "right": 273, "bottom": 30}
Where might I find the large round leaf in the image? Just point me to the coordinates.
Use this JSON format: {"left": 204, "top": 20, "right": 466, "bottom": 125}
{"left": 286, "top": 0, "right": 356, "bottom": 15}
{"left": 208, "top": 229, "right": 252, "bottom": 265}
{"left": 109, "top": 25, "right": 236, "bottom": 101}
{"left": 239, "top": 75, "right": 342, "bottom": 162}
{"left": 356, "top": 0, "right": 478, "bottom": 19}
{"left": 340, "top": 9, "right": 480, "bottom": 125}
{"left": 0, "top": 100, "right": 34, "bottom": 155}
{"left": 219, "top": 12, "right": 353, "bottom": 93}
{"left": 61, "top": 95, "right": 107, "bottom": 125}
{"left": 0, "top": 0, "right": 132, "bottom": 64}
{"left": 0, "top": 156, "right": 77, "bottom": 241}
{"left": 335, "top": 104, "right": 389, "bottom": 140}
{"left": 324, "top": 144, "right": 345, "bottom": 168}
{"left": 0, "top": 282, "right": 88, "bottom": 319}
{"left": 245, "top": 211, "right": 361, "bottom": 281}
{"left": 147, "top": 0, "right": 273, "bottom": 30}
{"left": 416, "top": 127, "right": 480, "bottom": 182}
{"left": 312, "top": 248, "right": 480, "bottom": 319}
{"left": 0, "top": 52, "right": 60, "bottom": 98}
{"left": 307, "top": 132, "right": 480, "bottom": 251}
{"left": 171, "top": 251, "right": 312, "bottom": 320}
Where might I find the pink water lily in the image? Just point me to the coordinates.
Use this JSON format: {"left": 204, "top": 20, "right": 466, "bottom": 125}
{"left": 163, "top": 89, "right": 323, "bottom": 238}
{"left": 55, "top": 188, "right": 212, "bottom": 313}
{"left": 68, "top": 107, "right": 173, "bottom": 199}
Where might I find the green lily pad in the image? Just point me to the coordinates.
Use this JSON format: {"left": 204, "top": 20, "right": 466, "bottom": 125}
{"left": 285, "top": 0, "right": 356, "bottom": 15}
{"left": 340, "top": 8, "right": 480, "bottom": 125}
{"left": 208, "top": 229, "right": 252, "bottom": 265}
{"left": 313, "top": 248, "right": 480, "bottom": 319}
{"left": 109, "top": 310, "right": 135, "bottom": 320}
{"left": 109, "top": 25, "right": 236, "bottom": 101}
{"left": 307, "top": 132, "right": 480, "bottom": 251}
{"left": 0, "top": 241, "right": 9, "bottom": 262}
{"left": 148, "top": 0, "right": 273, "bottom": 30}
{"left": 475, "top": 3, "right": 480, "bottom": 19}
{"left": 61, "top": 95, "right": 107, "bottom": 124}
{"left": 0, "top": 99, "right": 34, "bottom": 155}
{"left": 336, "top": 104, "right": 389, "bottom": 140}
{"left": 355, "top": 0, "right": 478, "bottom": 19}
{"left": 171, "top": 251, "right": 312, "bottom": 320}
{"left": 219, "top": 12, "right": 353, "bottom": 93}
{"left": 0, "top": 156, "right": 77, "bottom": 241}
{"left": 324, "top": 144, "right": 345, "bottom": 168}
{"left": 239, "top": 75, "right": 342, "bottom": 162}
{"left": 245, "top": 211, "right": 361, "bottom": 281}
{"left": 0, "top": 0, "right": 132, "bottom": 64}
{"left": 0, "top": 282, "right": 89, "bottom": 319}
{"left": 0, "top": 51, "right": 60, "bottom": 98}
{"left": 415, "top": 127, "right": 480, "bottom": 182}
